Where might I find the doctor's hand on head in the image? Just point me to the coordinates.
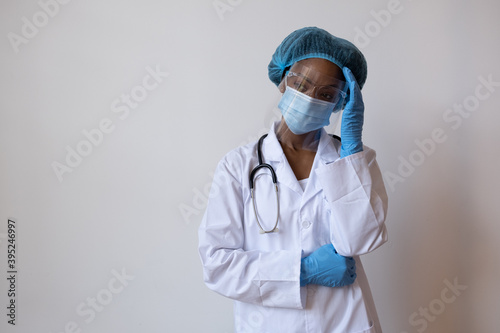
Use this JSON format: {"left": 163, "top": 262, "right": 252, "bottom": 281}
{"left": 340, "top": 67, "right": 365, "bottom": 159}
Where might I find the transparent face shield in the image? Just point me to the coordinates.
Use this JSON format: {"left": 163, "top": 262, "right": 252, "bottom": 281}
{"left": 276, "top": 62, "right": 347, "bottom": 151}
{"left": 283, "top": 64, "right": 347, "bottom": 107}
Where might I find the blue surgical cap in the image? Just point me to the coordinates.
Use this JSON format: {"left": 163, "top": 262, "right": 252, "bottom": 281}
{"left": 268, "top": 27, "right": 368, "bottom": 89}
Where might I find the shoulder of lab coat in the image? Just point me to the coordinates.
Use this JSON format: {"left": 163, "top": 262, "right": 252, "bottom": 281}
{"left": 315, "top": 142, "right": 389, "bottom": 257}
{"left": 198, "top": 135, "right": 303, "bottom": 309}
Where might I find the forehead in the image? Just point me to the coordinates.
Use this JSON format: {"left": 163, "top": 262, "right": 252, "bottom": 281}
{"left": 290, "top": 58, "right": 345, "bottom": 82}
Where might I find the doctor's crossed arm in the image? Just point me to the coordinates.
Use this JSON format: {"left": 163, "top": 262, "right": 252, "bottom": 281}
{"left": 316, "top": 148, "right": 389, "bottom": 257}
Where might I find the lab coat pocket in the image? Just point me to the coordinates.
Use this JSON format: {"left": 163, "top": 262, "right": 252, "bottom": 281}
{"left": 351, "top": 322, "right": 376, "bottom": 333}
{"left": 340, "top": 279, "right": 379, "bottom": 333}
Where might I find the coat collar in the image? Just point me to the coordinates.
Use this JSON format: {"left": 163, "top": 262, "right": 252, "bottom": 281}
{"left": 262, "top": 121, "right": 340, "bottom": 165}
{"left": 260, "top": 121, "right": 341, "bottom": 196}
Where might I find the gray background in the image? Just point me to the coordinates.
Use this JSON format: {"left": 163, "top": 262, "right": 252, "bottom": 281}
{"left": 1, "top": 0, "right": 499, "bottom": 332}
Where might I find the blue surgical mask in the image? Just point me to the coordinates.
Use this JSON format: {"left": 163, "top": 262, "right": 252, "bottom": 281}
{"left": 278, "top": 86, "right": 337, "bottom": 135}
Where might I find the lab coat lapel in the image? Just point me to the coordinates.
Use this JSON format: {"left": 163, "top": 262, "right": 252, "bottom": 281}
{"left": 316, "top": 128, "right": 341, "bottom": 165}
{"left": 262, "top": 123, "right": 304, "bottom": 196}
{"left": 304, "top": 129, "right": 341, "bottom": 203}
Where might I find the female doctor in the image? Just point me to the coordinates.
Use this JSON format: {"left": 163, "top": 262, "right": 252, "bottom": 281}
{"left": 198, "top": 27, "right": 388, "bottom": 333}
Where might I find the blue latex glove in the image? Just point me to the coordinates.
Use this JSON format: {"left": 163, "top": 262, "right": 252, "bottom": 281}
{"left": 340, "top": 67, "right": 365, "bottom": 158}
{"left": 300, "top": 244, "right": 356, "bottom": 287}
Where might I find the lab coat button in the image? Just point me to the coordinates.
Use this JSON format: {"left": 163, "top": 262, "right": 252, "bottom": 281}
{"left": 301, "top": 220, "right": 311, "bottom": 229}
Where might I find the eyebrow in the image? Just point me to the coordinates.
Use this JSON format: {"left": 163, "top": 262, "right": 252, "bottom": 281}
{"left": 292, "top": 72, "right": 314, "bottom": 85}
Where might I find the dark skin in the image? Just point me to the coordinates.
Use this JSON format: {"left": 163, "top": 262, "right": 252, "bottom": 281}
{"left": 277, "top": 58, "right": 345, "bottom": 180}
{"left": 280, "top": 142, "right": 317, "bottom": 181}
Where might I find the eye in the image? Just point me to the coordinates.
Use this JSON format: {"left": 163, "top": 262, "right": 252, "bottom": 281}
{"left": 319, "top": 92, "right": 333, "bottom": 100}
{"left": 294, "top": 82, "right": 309, "bottom": 92}
{"left": 317, "top": 87, "right": 343, "bottom": 102}
{"left": 287, "top": 75, "right": 311, "bottom": 93}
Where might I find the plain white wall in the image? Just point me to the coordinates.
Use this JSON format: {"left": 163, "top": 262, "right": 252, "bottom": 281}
{"left": 1, "top": 0, "right": 499, "bottom": 332}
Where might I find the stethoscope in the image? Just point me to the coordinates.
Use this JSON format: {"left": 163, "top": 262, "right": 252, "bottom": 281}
{"left": 249, "top": 133, "right": 341, "bottom": 234}
{"left": 249, "top": 134, "right": 280, "bottom": 234}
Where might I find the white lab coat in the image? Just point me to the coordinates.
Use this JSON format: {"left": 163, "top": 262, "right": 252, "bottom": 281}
{"left": 198, "top": 121, "right": 388, "bottom": 333}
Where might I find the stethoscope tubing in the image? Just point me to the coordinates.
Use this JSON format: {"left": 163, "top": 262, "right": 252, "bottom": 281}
{"left": 248, "top": 133, "right": 341, "bottom": 234}
{"left": 249, "top": 134, "right": 280, "bottom": 234}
